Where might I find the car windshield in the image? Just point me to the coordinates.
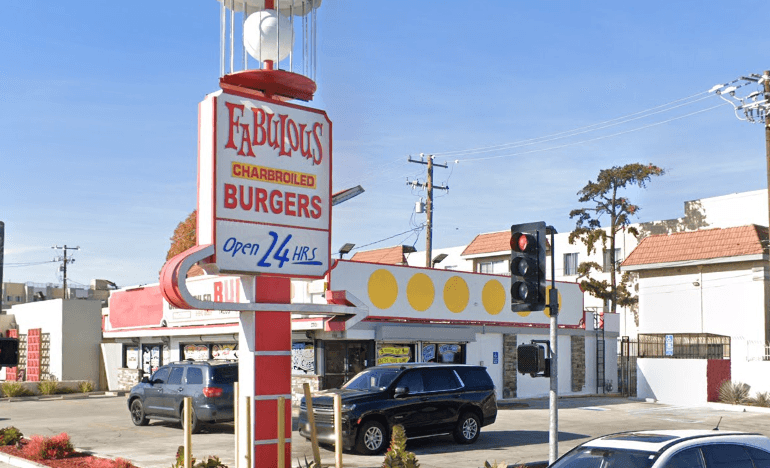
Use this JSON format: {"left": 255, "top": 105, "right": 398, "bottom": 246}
{"left": 550, "top": 447, "right": 656, "bottom": 468}
{"left": 342, "top": 368, "right": 401, "bottom": 391}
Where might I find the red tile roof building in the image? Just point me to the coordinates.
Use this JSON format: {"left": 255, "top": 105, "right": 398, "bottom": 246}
{"left": 349, "top": 246, "right": 413, "bottom": 265}
{"left": 622, "top": 225, "right": 768, "bottom": 269}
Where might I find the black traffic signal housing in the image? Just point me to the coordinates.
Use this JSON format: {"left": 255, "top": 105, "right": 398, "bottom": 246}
{"left": 0, "top": 338, "right": 19, "bottom": 368}
{"left": 510, "top": 221, "right": 546, "bottom": 313}
{"left": 517, "top": 342, "right": 550, "bottom": 378}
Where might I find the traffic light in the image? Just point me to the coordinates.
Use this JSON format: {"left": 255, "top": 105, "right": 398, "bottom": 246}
{"left": 0, "top": 338, "right": 19, "bottom": 368}
{"left": 510, "top": 221, "right": 546, "bottom": 312}
{"left": 517, "top": 343, "right": 549, "bottom": 377}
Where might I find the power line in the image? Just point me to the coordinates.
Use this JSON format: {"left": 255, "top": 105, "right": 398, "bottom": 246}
{"left": 432, "top": 91, "right": 714, "bottom": 157}
{"left": 5, "top": 260, "right": 58, "bottom": 268}
{"left": 347, "top": 225, "right": 426, "bottom": 253}
{"left": 455, "top": 104, "right": 727, "bottom": 163}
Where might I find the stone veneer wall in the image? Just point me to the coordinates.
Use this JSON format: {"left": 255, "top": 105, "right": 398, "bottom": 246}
{"left": 117, "top": 368, "right": 143, "bottom": 391}
{"left": 571, "top": 335, "right": 586, "bottom": 392}
{"left": 502, "top": 334, "right": 517, "bottom": 398}
{"left": 291, "top": 374, "right": 321, "bottom": 406}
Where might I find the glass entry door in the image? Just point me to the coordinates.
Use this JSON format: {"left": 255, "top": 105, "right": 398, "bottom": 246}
{"left": 323, "top": 341, "right": 371, "bottom": 389}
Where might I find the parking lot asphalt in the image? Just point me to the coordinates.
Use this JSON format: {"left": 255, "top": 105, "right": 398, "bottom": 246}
{"left": 2, "top": 394, "right": 770, "bottom": 468}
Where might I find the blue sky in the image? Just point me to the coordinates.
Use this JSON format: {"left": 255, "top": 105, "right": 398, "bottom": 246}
{"left": 1, "top": 1, "right": 768, "bottom": 288}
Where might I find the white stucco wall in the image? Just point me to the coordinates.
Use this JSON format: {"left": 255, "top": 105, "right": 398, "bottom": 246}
{"left": 696, "top": 189, "right": 769, "bottom": 229}
{"left": 10, "top": 299, "right": 103, "bottom": 383}
{"left": 638, "top": 264, "right": 766, "bottom": 342}
{"left": 516, "top": 333, "right": 573, "bottom": 398}
{"left": 62, "top": 300, "right": 102, "bottom": 383}
{"left": 101, "top": 342, "right": 123, "bottom": 390}
{"left": 730, "top": 339, "right": 770, "bottom": 396}
{"left": 10, "top": 300, "right": 64, "bottom": 379}
{"left": 465, "top": 333, "right": 503, "bottom": 398}
{"left": 637, "top": 358, "right": 708, "bottom": 404}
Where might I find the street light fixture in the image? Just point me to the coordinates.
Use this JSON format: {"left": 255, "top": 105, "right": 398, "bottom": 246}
{"left": 432, "top": 253, "right": 448, "bottom": 267}
{"left": 338, "top": 243, "right": 355, "bottom": 259}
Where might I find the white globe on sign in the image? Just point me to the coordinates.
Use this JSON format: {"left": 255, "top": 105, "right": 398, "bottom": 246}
{"left": 243, "top": 10, "right": 294, "bottom": 63}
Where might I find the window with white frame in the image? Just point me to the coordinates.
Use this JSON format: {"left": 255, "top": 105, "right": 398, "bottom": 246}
{"left": 603, "top": 248, "right": 621, "bottom": 273}
{"left": 478, "top": 260, "right": 507, "bottom": 275}
{"left": 564, "top": 253, "right": 579, "bottom": 276}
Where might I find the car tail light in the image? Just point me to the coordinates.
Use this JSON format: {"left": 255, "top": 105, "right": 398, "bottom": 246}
{"left": 202, "top": 386, "right": 223, "bottom": 398}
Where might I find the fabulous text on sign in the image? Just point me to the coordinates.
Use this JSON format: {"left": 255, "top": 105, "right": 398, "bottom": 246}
{"left": 198, "top": 91, "right": 332, "bottom": 278}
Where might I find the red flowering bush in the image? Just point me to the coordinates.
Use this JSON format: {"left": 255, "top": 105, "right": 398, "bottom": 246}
{"left": 23, "top": 432, "right": 75, "bottom": 460}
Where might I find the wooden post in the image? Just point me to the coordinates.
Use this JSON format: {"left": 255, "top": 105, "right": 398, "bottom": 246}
{"left": 303, "top": 383, "right": 322, "bottom": 466}
{"left": 234, "top": 382, "right": 239, "bottom": 468}
{"left": 184, "top": 397, "right": 192, "bottom": 468}
{"left": 245, "top": 397, "right": 252, "bottom": 468}
{"left": 277, "top": 396, "right": 286, "bottom": 468}
{"left": 334, "top": 393, "right": 342, "bottom": 468}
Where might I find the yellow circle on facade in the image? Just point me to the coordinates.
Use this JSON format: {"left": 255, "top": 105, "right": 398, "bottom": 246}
{"left": 544, "top": 285, "right": 563, "bottom": 317}
{"left": 482, "top": 280, "right": 506, "bottom": 315}
{"left": 407, "top": 273, "right": 435, "bottom": 311}
{"left": 368, "top": 269, "right": 398, "bottom": 310}
{"left": 443, "top": 276, "right": 469, "bottom": 313}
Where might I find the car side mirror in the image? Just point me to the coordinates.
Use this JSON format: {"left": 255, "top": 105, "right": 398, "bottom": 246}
{"left": 141, "top": 376, "right": 150, "bottom": 384}
{"left": 394, "top": 386, "right": 409, "bottom": 397}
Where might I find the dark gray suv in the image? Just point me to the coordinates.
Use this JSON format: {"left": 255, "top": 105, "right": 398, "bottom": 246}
{"left": 127, "top": 360, "right": 238, "bottom": 433}
{"left": 298, "top": 363, "right": 497, "bottom": 454}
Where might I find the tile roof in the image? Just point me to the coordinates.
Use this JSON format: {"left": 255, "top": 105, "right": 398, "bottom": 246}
{"left": 622, "top": 225, "right": 768, "bottom": 267}
{"left": 462, "top": 231, "right": 511, "bottom": 256}
{"left": 462, "top": 230, "right": 551, "bottom": 256}
{"left": 350, "top": 246, "right": 409, "bottom": 265}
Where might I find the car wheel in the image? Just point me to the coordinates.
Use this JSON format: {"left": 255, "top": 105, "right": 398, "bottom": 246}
{"left": 130, "top": 399, "right": 149, "bottom": 426}
{"left": 453, "top": 412, "right": 480, "bottom": 444}
{"left": 180, "top": 406, "right": 203, "bottom": 434}
{"left": 355, "top": 420, "right": 387, "bottom": 455}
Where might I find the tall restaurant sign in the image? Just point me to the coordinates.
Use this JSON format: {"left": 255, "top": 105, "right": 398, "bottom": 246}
{"left": 198, "top": 89, "right": 331, "bottom": 278}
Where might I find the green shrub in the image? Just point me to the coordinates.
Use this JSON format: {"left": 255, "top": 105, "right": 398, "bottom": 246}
{"left": 382, "top": 424, "right": 419, "bottom": 468}
{"left": 719, "top": 380, "right": 751, "bottom": 405}
{"left": 37, "top": 380, "right": 59, "bottom": 396}
{"left": 78, "top": 380, "right": 95, "bottom": 393}
{"left": 0, "top": 427, "right": 23, "bottom": 446}
{"left": 1, "top": 381, "right": 34, "bottom": 397}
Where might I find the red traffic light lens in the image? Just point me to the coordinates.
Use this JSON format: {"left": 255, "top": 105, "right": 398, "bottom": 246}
{"left": 518, "top": 235, "right": 528, "bottom": 252}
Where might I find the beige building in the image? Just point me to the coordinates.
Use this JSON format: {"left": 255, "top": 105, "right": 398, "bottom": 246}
{"left": 1, "top": 280, "right": 114, "bottom": 312}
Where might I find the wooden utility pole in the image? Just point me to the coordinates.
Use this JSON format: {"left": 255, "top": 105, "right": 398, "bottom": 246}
{"left": 407, "top": 154, "right": 448, "bottom": 267}
{"left": 764, "top": 70, "right": 770, "bottom": 238}
{"left": 52, "top": 245, "right": 79, "bottom": 299}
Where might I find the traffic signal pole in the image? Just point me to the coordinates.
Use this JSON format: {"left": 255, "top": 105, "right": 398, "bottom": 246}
{"left": 511, "top": 222, "right": 559, "bottom": 463}
{"left": 547, "top": 225, "right": 559, "bottom": 465}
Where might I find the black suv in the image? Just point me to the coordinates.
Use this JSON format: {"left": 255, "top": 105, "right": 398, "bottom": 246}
{"left": 298, "top": 363, "right": 497, "bottom": 454}
{"left": 127, "top": 360, "right": 238, "bottom": 433}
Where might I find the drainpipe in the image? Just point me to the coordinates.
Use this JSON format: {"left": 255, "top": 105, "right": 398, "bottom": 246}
{"left": 699, "top": 266, "right": 704, "bottom": 333}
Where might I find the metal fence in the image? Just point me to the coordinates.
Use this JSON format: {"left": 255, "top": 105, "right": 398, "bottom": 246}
{"left": 638, "top": 333, "right": 730, "bottom": 360}
{"left": 618, "top": 337, "right": 637, "bottom": 397}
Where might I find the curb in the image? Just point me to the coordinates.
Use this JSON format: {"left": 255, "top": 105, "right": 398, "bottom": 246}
{"left": 0, "top": 452, "right": 47, "bottom": 468}
{"left": 0, "top": 391, "right": 127, "bottom": 403}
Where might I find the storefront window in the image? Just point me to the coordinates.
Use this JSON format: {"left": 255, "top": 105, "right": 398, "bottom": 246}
{"left": 183, "top": 344, "right": 211, "bottom": 361}
{"left": 125, "top": 346, "right": 139, "bottom": 370}
{"left": 142, "top": 345, "right": 162, "bottom": 374}
{"left": 212, "top": 343, "right": 238, "bottom": 360}
{"left": 292, "top": 342, "right": 315, "bottom": 374}
{"left": 422, "top": 343, "right": 465, "bottom": 364}
{"left": 376, "top": 343, "right": 414, "bottom": 365}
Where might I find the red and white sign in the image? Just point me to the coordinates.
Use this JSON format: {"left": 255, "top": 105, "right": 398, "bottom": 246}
{"left": 198, "top": 89, "right": 332, "bottom": 278}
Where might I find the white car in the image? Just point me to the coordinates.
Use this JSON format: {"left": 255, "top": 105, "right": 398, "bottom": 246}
{"left": 549, "top": 430, "right": 770, "bottom": 468}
